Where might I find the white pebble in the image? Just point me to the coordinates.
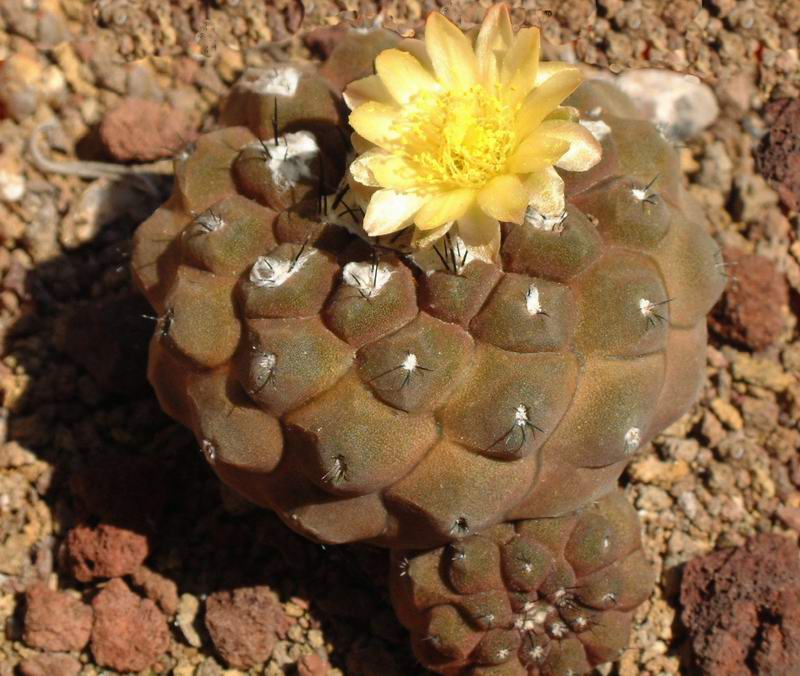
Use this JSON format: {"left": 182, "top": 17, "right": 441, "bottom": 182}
{"left": 616, "top": 69, "right": 719, "bottom": 141}
{"left": 0, "top": 170, "right": 25, "bottom": 202}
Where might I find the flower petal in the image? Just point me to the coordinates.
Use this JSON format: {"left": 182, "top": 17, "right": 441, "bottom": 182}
{"left": 475, "top": 3, "right": 513, "bottom": 87}
{"left": 346, "top": 170, "right": 375, "bottom": 209}
{"left": 343, "top": 74, "right": 394, "bottom": 110}
{"left": 525, "top": 166, "right": 565, "bottom": 217}
{"left": 350, "top": 132, "right": 373, "bottom": 154}
{"left": 349, "top": 148, "right": 389, "bottom": 187}
{"left": 349, "top": 102, "right": 401, "bottom": 150}
{"left": 465, "top": 25, "right": 481, "bottom": 46}
{"left": 545, "top": 105, "right": 580, "bottom": 122}
{"left": 500, "top": 27, "right": 541, "bottom": 105}
{"left": 538, "top": 120, "right": 603, "bottom": 172}
{"left": 477, "top": 174, "right": 529, "bottom": 223}
{"left": 508, "top": 129, "right": 570, "bottom": 174}
{"left": 425, "top": 12, "right": 479, "bottom": 90}
{"left": 370, "top": 154, "right": 422, "bottom": 191}
{"left": 375, "top": 49, "right": 440, "bottom": 104}
{"left": 329, "top": 172, "right": 373, "bottom": 233}
{"left": 535, "top": 61, "right": 577, "bottom": 87}
{"left": 516, "top": 67, "right": 582, "bottom": 139}
{"left": 397, "top": 38, "right": 435, "bottom": 73}
{"left": 411, "top": 222, "right": 453, "bottom": 249}
{"left": 414, "top": 188, "right": 475, "bottom": 229}
{"left": 363, "top": 189, "right": 426, "bottom": 236}
{"left": 457, "top": 209, "right": 501, "bottom": 262}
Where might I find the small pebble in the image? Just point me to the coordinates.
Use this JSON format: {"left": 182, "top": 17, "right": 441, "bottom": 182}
{"left": 298, "top": 652, "right": 330, "bottom": 676}
{"left": 23, "top": 583, "right": 93, "bottom": 652}
{"left": 709, "top": 249, "right": 789, "bottom": 352}
{"left": 99, "top": 98, "right": 196, "bottom": 162}
{"left": 776, "top": 505, "right": 800, "bottom": 532}
{"left": 176, "top": 593, "right": 202, "bottom": 648}
{"left": 205, "top": 587, "right": 289, "bottom": 669}
{"left": 308, "top": 629, "right": 325, "bottom": 649}
{"left": 0, "top": 170, "right": 25, "bottom": 202}
{"left": 18, "top": 654, "right": 81, "bottom": 676}
{"left": 710, "top": 398, "right": 743, "bottom": 431}
{"left": 681, "top": 535, "right": 800, "bottom": 674}
{"left": 131, "top": 566, "right": 179, "bottom": 616}
{"left": 616, "top": 68, "right": 719, "bottom": 140}
{"left": 90, "top": 578, "right": 170, "bottom": 672}
{"left": 755, "top": 98, "right": 800, "bottom": 211}
{"left": 64, "top": 524, "right": 149, "bottom": 582}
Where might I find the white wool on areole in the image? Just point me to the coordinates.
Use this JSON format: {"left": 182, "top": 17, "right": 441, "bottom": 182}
{"left": 342, "top": 260, "right": 394, "bottom": 298}
{"left": 252, "top": 131, "right": 320, "bottom": 193}
{"left": 195, "top": 210, "right": 225, "bottom": 233}
{"left": 526, "top": 284, "right": 543, "bottom": 316}
{"left": 248, "top": 66, "right": 301, "bottom": 97}
{"left": 523, "top": 204, "right": 567, "bottom": 232}
{"left": 252, "top": 352, "right": 277, "bottom": 377}
{"left": 249, "top": 249, "right": 315, "bottom": 288}
{"left": 624, "top": 426, "right": 641, "bottom": 454}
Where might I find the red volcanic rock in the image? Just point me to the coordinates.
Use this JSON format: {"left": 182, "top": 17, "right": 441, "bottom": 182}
{"left": 756, "top": 98, "right": 800, "bottom": 211}
{"left": 131, "top": 565, "right": 179, "bottom": 616}
{"left": 205, "top": 586, "right": 289, "bottom": 668}
{"left": 23, "top": 582, "right": 93, "bottom": 652}
{"left": 709, "top": 248, "right": 788, "bottom": 351}
{"left": 680, "top": 534, "right": 800, "bottom": 675}
{"left": 100, "top": 98, "right": 195, "bottom": 162}
{"left": 64, "top": 524, "right": 149, "bottom": 582}
{"left": 18, "top": 653, "right": 81, "bottom": 676}
{"left": 298, "top": 653, "right": 330, "bottom": 676}
{"left": 90, "top": 578, "right": 170, "bottom": 672}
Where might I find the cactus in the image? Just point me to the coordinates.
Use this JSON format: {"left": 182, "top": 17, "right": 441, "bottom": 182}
{"left": 389, "top": 488, "right": 654, "bottom": 675}
{"left": 131, "top": 6, "right": 728, "bottom": 671}
{"left": 132, "top": 11, "right": 723, "bottom": 552}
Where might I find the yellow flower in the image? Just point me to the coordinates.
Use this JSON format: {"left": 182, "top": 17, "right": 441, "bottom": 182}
{"left": 343, "top": 4, "right": 602, "bottom": 258}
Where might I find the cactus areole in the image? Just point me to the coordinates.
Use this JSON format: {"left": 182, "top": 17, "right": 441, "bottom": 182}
{"left": 133, "top": 5, "right": 723, "bottom": 672}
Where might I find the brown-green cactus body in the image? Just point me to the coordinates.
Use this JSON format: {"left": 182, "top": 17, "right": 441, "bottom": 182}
{"left": 390, "top": 489, "right": 654, "bottom": 675}
{"left": 132, "top": 38, "right": 724, "bottom": 549}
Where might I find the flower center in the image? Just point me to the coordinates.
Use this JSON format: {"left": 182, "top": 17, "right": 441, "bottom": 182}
{"left": 392, "top": 85, "right": 517, "bottom": 189}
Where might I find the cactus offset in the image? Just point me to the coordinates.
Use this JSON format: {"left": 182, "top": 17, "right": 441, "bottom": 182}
{"left": 390, "top": 489, "right": 654, "bottom": 674}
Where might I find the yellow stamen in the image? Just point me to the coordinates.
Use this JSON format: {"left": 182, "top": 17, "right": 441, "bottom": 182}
{"left": 390, "top": 85, "right": 517, "bottom": 190}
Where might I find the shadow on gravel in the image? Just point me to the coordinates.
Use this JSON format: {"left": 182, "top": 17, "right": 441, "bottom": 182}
{"left": 3, "top": 171, "right": 421, "bottom": 674}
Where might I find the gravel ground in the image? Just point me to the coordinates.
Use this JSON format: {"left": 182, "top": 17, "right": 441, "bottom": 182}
{"left": 0, "top": 1, "right": 798, "bottom": 674}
